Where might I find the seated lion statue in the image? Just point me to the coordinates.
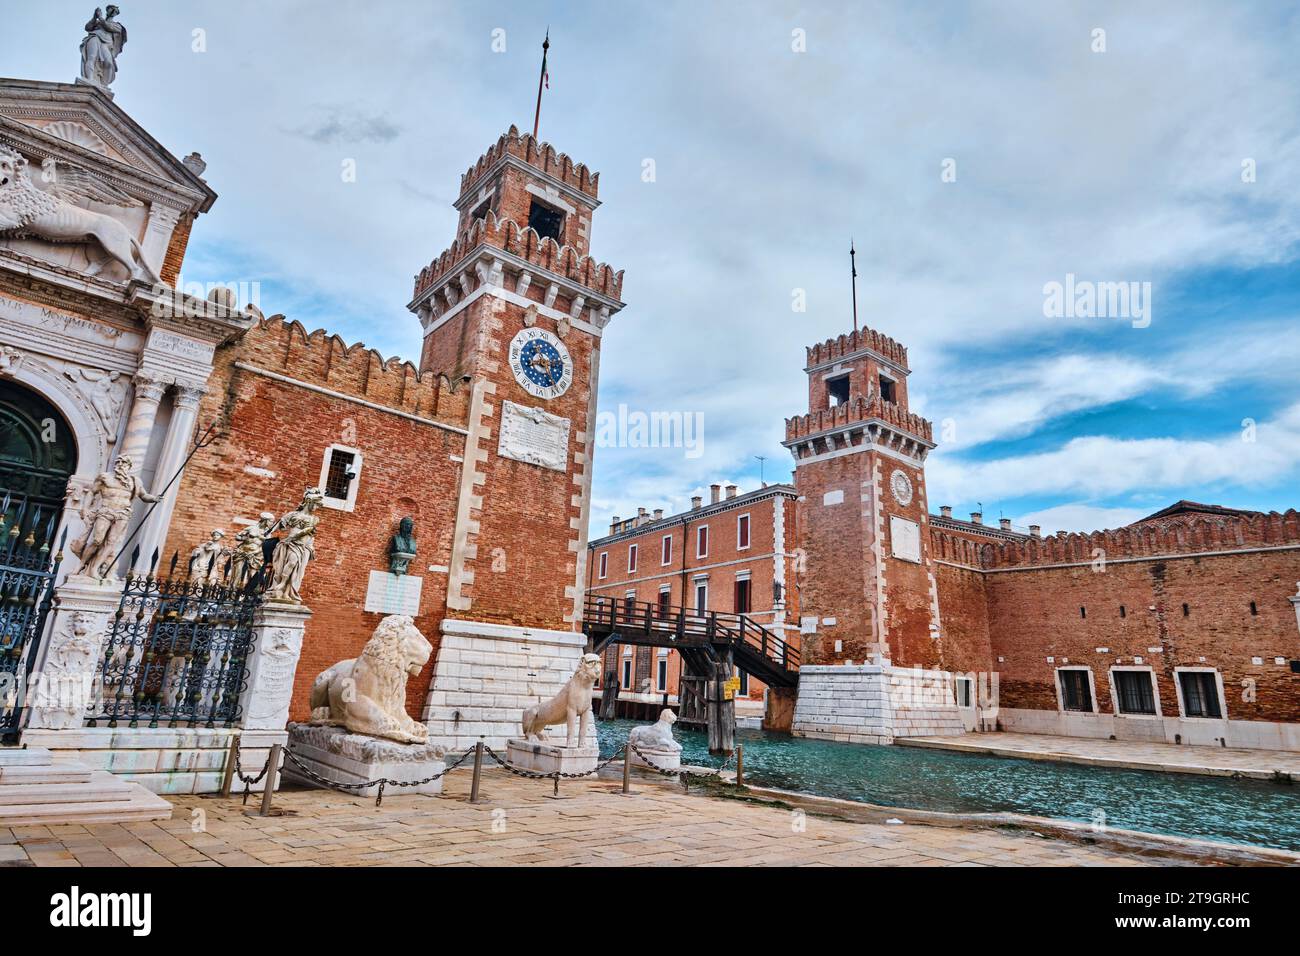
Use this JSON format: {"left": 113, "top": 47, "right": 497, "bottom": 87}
{"left": 521, "top": 652, "right": 602, "bottom": 747}
{"left": 309, "top": 614, "right": 432, "bottom": 744}
{"left": 628, "top": 709, "right": 682, "bottom": 753}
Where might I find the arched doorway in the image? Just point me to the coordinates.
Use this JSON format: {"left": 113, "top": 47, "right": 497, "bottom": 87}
{"left": 0, "top": 379, "right": 76, "bottom": 739}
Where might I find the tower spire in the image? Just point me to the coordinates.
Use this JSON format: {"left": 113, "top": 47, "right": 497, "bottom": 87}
{"left": 850, "top": 238, "right": 859, "bottom": 335}
{"left": 532, "top": 29, "right": 550, "bottom": 140}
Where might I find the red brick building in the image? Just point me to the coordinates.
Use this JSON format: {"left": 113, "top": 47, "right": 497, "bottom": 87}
{"left": 585, "top": 482, "right": 800, "bottom": 712}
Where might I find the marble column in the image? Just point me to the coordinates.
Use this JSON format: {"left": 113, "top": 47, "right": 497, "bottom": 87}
{"left": 118, "top": 373, "right": 166, "bottom": 470}
{"left": 136, "top": 384, "right": 204, "bottom": 569}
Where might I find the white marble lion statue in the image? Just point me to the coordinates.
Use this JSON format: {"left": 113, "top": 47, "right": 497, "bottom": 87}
{"left": 521, "top": 652, "right": 602, "bottom": 747}
{"left": 309, "top": 614, "right": 432, "bottom": 744}
{"left": 628, "top": 709, "right": 682, "bottom": 753}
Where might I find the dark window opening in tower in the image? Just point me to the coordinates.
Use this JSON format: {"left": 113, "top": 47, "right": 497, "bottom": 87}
{"left": 827, "top": 374, "right": 850, "bottom": 407}
{"left": 879, "top": 375, "right": 897, "bottom": 403}
{"left": 470, "top": 198, "right": 492, "bottom": 222}
{"left": 528, "top": 199, "right": 565, "bottom": 242}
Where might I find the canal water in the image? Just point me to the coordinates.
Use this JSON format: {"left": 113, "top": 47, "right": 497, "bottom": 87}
{"left": 596, "top": 719, "right": 1300, "bottom": 851}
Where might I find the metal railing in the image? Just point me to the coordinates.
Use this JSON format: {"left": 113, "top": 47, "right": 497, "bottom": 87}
{"left": 0, "top": 496, "right": 64, "bottom": 739}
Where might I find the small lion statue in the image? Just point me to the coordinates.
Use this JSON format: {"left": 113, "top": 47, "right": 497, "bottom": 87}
{"left": 521, "top": 652, "right": 602, "bottom": 747}
{"left": 309, "top": 614, "right": 432, "bottom": 744}
{"left": 629, "top": 709, "right": 682, "bottom": 753}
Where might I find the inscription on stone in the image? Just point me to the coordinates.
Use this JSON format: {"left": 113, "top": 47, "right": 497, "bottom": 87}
{"left": 890, "top": 515, "right": 922, "bottom": 564}
{"left": 364, "top": 570, "right": 423, "bottom": 615}
{"left": 498, "top": 400, "right": 571, "bottom": 472}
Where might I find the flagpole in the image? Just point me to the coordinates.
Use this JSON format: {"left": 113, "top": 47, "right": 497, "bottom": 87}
{"left": 533, "top": 30, "right": 550, "bottom": 139}
{"left": 850, "top": 239, "right": 859, "bottom": 335}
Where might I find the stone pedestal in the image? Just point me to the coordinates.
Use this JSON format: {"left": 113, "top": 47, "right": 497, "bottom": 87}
{"left": 238, "top": 600, "right": 311, "bottom": 733}
{"left": 24, "top": 577, "right": 120, "bottom": 731}
{"left": 284, "top": 723, "right": 447, "bottom": 797}
{"left": 629, "top": 745, "right": 681, "bottom": 772}
{"left": 505, "top": 739, "right": 597, "bottom": 776}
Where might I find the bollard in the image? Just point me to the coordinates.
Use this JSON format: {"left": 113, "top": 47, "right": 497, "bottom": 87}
{"left": 469, "top": 739, "right": 485, "bottom": 804}
{"left": 552, "top": 775, "right": 559, "bottom": 799}
{"left": 736, "top": 744, "right": 744, "bottom": 788}
{"left": 259, "top": 743, "right": 282, "bottom": 817}
{"left": 220, "top": 734, "right": 239, "bottom": 798}
{"left": 621, "top": 746, "right": 632, "bottom": 795}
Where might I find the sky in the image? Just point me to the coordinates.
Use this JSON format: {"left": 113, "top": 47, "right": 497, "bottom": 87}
{"left": 7, "top": 1, "right": 1299, "bottom": 536}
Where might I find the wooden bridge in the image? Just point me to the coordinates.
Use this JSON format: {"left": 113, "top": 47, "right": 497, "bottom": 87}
{"left": 582, "top": 595, "right": 800, "bottom": 753}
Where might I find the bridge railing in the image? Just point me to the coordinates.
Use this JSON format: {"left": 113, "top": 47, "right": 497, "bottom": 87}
{"left": 583, "top": 595, "right": 799, "bottom": 673}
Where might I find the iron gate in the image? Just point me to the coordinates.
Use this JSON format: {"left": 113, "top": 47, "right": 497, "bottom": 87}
{"left": 87, "top": 550, "right": 263, "bottom": 729}
{"left": 0, "top": 498, "right": 64, "bottom": 740}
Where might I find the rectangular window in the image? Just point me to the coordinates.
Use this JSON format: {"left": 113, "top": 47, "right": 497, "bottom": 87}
{"left": 527, "top": 198, "right": 565, "bottom": 242}
{"left": 662, "top": 534, "right": 672, "bottom": 565}
{"left": 628, "top": 544, "right": 638, "bottom": 573}
{"left": 734, "top": 578, "right": 751, "bottom": 614}
{"left": 827, "top": 374, "right": 850, "bottom": 407}
{"left": 1114, "top": 670, "right": 1157, "bottom": 716}
{"left": 1058, "top": 669, "right": 1093, "bottom": 712}
{"left": 657, "top": 589, "right": 671, "bottom": 617}
{"left": 879, "top": 375, "right": 897, "bottom": 403}
{"left": 1179, "top": 671, "right": 1223, "bottom": 719}
{"left": 737, "top": 513, "right": 751, "bottom": 550}
{"left": 695, "top": 581, "right": 708, "bottom": 612}
{"left": 656, "top": 658, "right": 668, "bottom": 693}
{"left": 954, "top": 676, "right": 974, "bottom": 708}
{"left": 319, "top": 444, "right": 363, "bottom": 510}
{"left": 598, "top": 552, "right": 608, "bottom": 579}
{"left": 696, "top": 525, "right": 709, "bottom": 558}
{"left": 621, "top": 657, "right": 632, "bottom": 689}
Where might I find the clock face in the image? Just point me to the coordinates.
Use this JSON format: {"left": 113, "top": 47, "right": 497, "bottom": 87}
{"left": 890, "top": 469, "right": 914, "bottom": 507}
{"left": 508, "top": 327, "right": 573, "bottom": 400}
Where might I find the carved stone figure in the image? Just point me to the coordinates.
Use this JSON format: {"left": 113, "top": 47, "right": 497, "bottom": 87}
{"left": 65, "top": 367, "right": 124, "bottom": 434}
{"left": 0, "top": 146, "right": 158, "bottom": 282}
{"left": 388, "top": 516, "right": 417, "bottom": 575}
{"left": 521, "top": 652, "right": 602, "bottom": 747}
{"left": 187, "top": 529, "right": 227, "bottom": 584}
{"left": 231, "top": 512, "right": 274, "bottom": 587}
{"left": 308, "top": 615, "right": 433, "bottom": 744}
{"left": 266, "top": 487, "right": 323, "bottom": 603}
{"left": 79, "top": 6, "right": 127, "bottom": 89}
{"left": 28, "top": 612, "right": 101, "bottom": 729}
{"left": 0, "top": 345, "right": 24, "bottom": 376}
{"left": 69, "top": 455, "right": 158, "bottom": 579}
{"left": 628, "top": 709, "right": 682, "bottom": 753}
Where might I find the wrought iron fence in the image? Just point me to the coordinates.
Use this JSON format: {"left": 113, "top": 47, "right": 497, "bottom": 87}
{"left": 0, "top": 496, "right": 64, "bottom": 739}
{"left": 86, "top": 548, "right": 265, "bottom": 729}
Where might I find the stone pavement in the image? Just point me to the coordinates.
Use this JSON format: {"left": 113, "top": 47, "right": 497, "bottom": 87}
{"left": 899, "top": 732, "right": 1300, "bottom": 781}
{"left": 0, "top": 769, "right": 1185, "bottom": 867}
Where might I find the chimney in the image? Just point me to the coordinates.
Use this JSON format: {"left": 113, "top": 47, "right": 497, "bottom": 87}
{"left": 970, "top": 511, "right": 983, "bottom": 525}
{"left": 1029, "top": 524, "right": 1041, "bottom": 538}
{"left": 940, "top": 505, "right": 952, "bottom": 519}
{"left": 653, "top": 508, "right": 663, "bottom": 521}
{"left": 691, "top": 496, "right": 702, "bottom": 510}
{"left": 637, "top": 507, "right": 648, "bottom": 526}
{"left": 999, "top": 518, "right": 1012, "bottom": 531}
{"left": 726, "top": 485, "right": 738, "bottom": 500}
{"left": 710, "top": 483, "right": 721, "bottom": 504}
{"left": 610, "top": 515, "right": 621, "bottom": 534}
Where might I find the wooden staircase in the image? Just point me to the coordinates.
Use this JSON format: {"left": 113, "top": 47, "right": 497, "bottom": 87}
{"left": 0, "top": 747, "right": 172, "bottom": 827}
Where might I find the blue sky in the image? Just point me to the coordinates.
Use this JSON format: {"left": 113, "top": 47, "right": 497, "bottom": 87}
{"left": 8, "top": 1, "right": 1299, "bottom": 535}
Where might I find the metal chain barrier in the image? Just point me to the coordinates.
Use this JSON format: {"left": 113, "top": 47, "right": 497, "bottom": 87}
{"left": 626, "top": 740, "right": 736, "bottom": 779}
{"left": 278, "top": 744, "right": 479, "bottom": 806}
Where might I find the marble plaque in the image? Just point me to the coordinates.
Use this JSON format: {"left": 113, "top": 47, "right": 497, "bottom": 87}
{"left": 498, "top": 400, "right": 571, "bottom": 472}
{"left": 890, "top": 515, "right": 922, "bottom": 564}
{"left": 364, "top": 570, "right": 423, "bottom": 615}
{"left": 146, "top": 328, "right": 214, "bottom": 364}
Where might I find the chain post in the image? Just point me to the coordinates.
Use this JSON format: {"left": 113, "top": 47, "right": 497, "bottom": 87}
{"left": 258, "top": 743, "right": 281, "bottom": 816}
{"left": 736, "top": 743, "right": 744, "bottom": 787}
{"left": 621, "top": 744, "right": 632, "bottom": 795}
{"left": 469, "top": 738, "right": 485, "bottom": 803}
{"left": 220, "top": 734, "right": 239, "bottom": 798}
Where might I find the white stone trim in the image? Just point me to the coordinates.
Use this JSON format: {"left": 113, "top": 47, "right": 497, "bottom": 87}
{"left": 317, "top": 442, "right": 362, "bottom": 512}
{"left": 1107, "top": 665, "right": 1162, "bottom": 719}
{"left": 1053, "top": 665, "right": 1100, "bottom": 714}
{"left": 1171, "top": 666, "right": 1228, "bottom": 721}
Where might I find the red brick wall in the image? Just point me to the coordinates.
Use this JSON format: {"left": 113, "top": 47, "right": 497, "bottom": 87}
{"left": 165, "top": 318, "right": 469, "bottom": 721}
{"left": 932, "top": 562, "right": 994, "bottom": 676}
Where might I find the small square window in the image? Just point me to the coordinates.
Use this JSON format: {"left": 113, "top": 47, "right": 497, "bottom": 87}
{"left": 879, "top": 375, "right": 897, "bottom": 403}
{"left": 318, "top": 445, "right": 362, "bottom": 511}
{"left": 527, "top": 199, "right": 565, "bottom": 242}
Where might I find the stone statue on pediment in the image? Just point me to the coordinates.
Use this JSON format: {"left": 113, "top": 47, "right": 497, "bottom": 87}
{"left": 80, "top": 6, "right": 128, "bottom": 90}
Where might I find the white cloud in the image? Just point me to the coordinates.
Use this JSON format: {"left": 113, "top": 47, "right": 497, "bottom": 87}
{"left": 1014, "top": 503, "right": 1147, "bottom": 536}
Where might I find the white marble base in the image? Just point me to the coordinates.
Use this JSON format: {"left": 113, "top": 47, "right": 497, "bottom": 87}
{"left": 505, "top": 739, "right": 598, "bottom": 776}
{"left": 284, "top": 724, "right": 447, "bottom": 797}
{"left": 792, "top": 664, "right": 966, "bottom": 743}
{"left": 629, "top": 745, "right": 681, "bottom": 772}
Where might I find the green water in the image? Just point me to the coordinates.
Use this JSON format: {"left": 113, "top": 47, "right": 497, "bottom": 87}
{"left": 597, "top": 718, "right": 1300, "bottom": 851}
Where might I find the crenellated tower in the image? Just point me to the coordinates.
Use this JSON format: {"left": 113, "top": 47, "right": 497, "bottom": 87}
{"left": 784, "top": 326, "right": 941, "bottom": 670}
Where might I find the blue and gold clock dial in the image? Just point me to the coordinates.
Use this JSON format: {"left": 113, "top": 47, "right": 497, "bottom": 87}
{"left": 508, "top": 327, "right": 573, "bottom": 400}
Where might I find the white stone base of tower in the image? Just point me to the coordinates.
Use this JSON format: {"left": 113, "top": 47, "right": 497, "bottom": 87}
{"left": 791, "top": 664, "right": 965, "bottom": 744}
{"left": 421, "top": 620, "right": 598, "bottom": 753}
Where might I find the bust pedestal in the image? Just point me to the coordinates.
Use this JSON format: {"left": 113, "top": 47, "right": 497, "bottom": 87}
{"left": 505, "top": 739, "right": 598, "bottom": 776}
{"left": 284, "top": 723, "right": 447, "bottom": 797}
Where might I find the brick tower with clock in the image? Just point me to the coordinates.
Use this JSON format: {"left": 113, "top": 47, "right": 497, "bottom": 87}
{"left": 408, "top": 126, "right": 626, "bottom": 749}
{"left": 783, "top": 326, "right": 964, "bottom": 741}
